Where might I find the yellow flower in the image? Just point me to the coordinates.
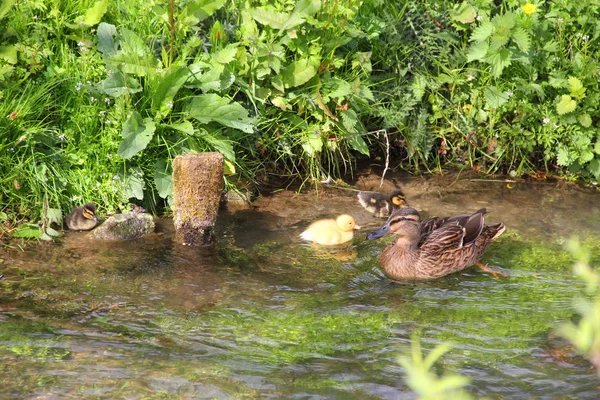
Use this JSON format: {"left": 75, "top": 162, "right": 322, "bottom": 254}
{"left": 522, "top": 3, "right": 536, "bottom": 15}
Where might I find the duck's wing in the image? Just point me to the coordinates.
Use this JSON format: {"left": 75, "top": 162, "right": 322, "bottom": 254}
{"left": 418, "top": 222, "right": 466, "bottom": 254}
{"left": 420, "top": 209, "right": 487, "bottom": 245}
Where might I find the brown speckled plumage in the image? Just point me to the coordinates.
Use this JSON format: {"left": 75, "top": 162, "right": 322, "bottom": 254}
{"left": 66, "top": 203, "right": 99, "bottom": 231}
{"left": 367, "top": 208, "right": 505, "bottom": 280}
{"left": 357, "top": 189, "right": 408, "bottom": 218}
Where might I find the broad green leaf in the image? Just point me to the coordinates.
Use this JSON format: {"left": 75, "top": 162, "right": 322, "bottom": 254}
{"left": 511, "top": 27, "right": 530, "bottom": 53}
{"left": 470, "top": 20, "right": 494, "bottom": 42}
{"left": 223, "top": 160, "right": 236, "bottom": 175}
{"left": 97, "top": 22, "right": 118, "bottom": 55}
{"left": 271, "top": 96, "right": 292, "bottom": 111}
{"left": 594, "top": 138, "right": 600, "bottom": 155}
{"left": 45, "top": 227, "right": 62, "bottom": 237}
{"left": 588, "top": 158, "right": 600, "bottom": 179}
{"left": 249, "top": 7, "right": 291, "bottom": 30}
{"left": 188, "top": 61, "right": 225, "bottom": 92}
{"left": 348, "top": 134, "right": 369, "bottom": 155}
{"left": 187, "top": 94, "right": 255, "bottom": 133}
{"left": 489, "top": 32, "right": 509, "bottom": 51}
{"left": 579, "top": 150, "right": 594, "bottom": 164}
{"left": 493, "top": 12, "right": 516, "bottom": 31}
{"left": 272, "top": 76, "right": 285, "bottom": 92}
{"left": 152, "top": 66, "right": 189, "bottom": 117}
{"left": 167, "top": 120, "right": 195, "bottom": 135}
{"left": 109, "top": 28, "right": 158, "bottom": 76}
{"left": 360, "top": 84, "right": 375, "bottom": 102}
{"left": 556, "top": 94, "right": 576, "bottom": 115}
{"left": 450, "top": 2, "right": 477, "bottom": 24}
{"left": 195, "top": 129, "right": 236, "bottom": 161}
{"left": 543, "top": 40, "right": 559, "bottom": 53}
{"left": 185, "top": 0, "right": 227, "bottom": 22}
{"left": 212, "top": 44, "right": 238, "bottom": 64}
{"left": 83, "top": 0, "right": 108, "bottom": 27}
{"left": 341, "top": 109, "right": 358, "bottom": 132}
{"left": 0, "top": 0, "right": 16, "bottom": 20}
{"left": 154, "top": 160, "right": 173, "bottom": 199}
{"left": 118, "top": 111, "right": 156, "bottom": 158}
{"left": 486, "top": 48, "right": 512, "bottom": 77}
{"left": 46, "top": 208, "right": 63, "bottom": 226}
{"left": 556, "top": 146, "right": 572, "bottom": 166}
{"left": 325, "top": 78, "right": 353, "bottom": 99}
{"left": 97, "top": 71, "right": 142, "bottom": 97}
{"left": 281, "top": 57, "right": 320, "bottom": 88}
{"left": 578, "top": 113, "right": 592, "bottom": 128}
{"left": 549, "top": 73, "right": 568, "bottom": 89}
{"left": 302, "top": 131, "right": 323, "bottom": 156}
{"left": 239, "top": 11, "right": 258, "bottom": 40}
{"left": 119, "top": 166, "right": 145, "bottom": 200}
{"left": 568, "top": 76, "right": 586, "bottom": 100}
{"left": 0, "top": 45, "right": 17, "bottom": 64}
{"left": 292, "top": 0, "right": 321, "bottom": 18}
{"left": 283, "top": 0, "right": 321, "bottom": 30}
{"left": 466, "top": 40, "right": 489, "bottom": 62}
{"left": 75, "top": 0, "right": 107, "bottom": 27}
{"left": 12, "top": 223, "right": 42, "bottom": 239}
{"left": 483, "top": 86, "right": 509, "bottom": 108}
{"left": 0, "top": 211, "right": 7, "bottom": 221}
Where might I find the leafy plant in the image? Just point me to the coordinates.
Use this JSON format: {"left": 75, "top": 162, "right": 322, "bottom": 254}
{"left": 399, "top": 334, "right": 472, "bottom": 400}
{"left": 558, "top": 238, "right": 600, "bottom": 373}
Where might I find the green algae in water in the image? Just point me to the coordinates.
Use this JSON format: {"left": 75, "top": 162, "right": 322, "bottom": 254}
{"left": 155, "top": 306, "right": 402, "bottom": 365}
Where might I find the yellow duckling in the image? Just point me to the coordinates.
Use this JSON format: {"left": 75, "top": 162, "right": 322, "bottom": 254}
{"left": 357, "top": 189, "right": 408, "bottom": 218}
{"left": 299, "top": 214, "right": 361, "bottom": 246}
{"left": 65, "top": 203, "right": 99, "bottom": 231}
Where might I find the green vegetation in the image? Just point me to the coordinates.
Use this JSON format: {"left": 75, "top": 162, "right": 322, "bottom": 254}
{"left": 559, "top": 238, "right": 600, "bottom": 374}
{"left": 399, "top": 335, "right": 472, "bottom": 400}
{"left": 2, "top": 0, "right": 600, "bottom": 234}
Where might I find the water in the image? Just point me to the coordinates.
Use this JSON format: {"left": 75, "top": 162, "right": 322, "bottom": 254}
{"left": 1, "top": 173, "right": 600, "bottom": 398}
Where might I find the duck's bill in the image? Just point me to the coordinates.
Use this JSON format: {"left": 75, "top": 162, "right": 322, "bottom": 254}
{"left": 367, "top": 224, "right": 389, "bottom": 240}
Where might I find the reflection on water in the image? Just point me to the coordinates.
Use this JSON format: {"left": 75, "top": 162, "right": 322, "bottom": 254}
{"left": 1, "top": 173, "right": 600, "bottom": 398}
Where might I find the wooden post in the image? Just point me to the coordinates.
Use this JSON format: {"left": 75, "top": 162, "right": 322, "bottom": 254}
{"left": 172, "top": 152, "right": 224, "bottom": 245}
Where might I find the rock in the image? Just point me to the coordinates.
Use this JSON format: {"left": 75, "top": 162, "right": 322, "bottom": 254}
{"left": 89, "top": 212, "right": 155, "bottom": 240}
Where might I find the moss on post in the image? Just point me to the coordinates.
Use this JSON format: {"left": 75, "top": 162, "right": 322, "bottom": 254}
{"left": 172, "top": 152, "right": 224, "bottom": 246}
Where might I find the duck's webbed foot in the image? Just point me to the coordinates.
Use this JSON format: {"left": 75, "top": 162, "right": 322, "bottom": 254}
{"left": 474, "top": 262, "right": 508, "bottom": 279}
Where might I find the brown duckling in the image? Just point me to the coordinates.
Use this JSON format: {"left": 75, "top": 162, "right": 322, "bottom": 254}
{"left": 357, "top": 189, "right": 408, "bottom": 218}
{"left": 367, "top": 207, "right": 506, "bottom": 280}
{"left": 65, "top": 203, "right": 99, "bottom": 231}
{"left": 300, "top": 214, "right": 361, "bottom": 246}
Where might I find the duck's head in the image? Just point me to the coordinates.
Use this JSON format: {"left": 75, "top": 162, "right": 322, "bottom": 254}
{"left": 367, "top": 208, "right": 420, "bottom": 240}
{"left": 336, "top": 214, "right": 361, "bottom": 232}
{"left": 390, "top": 189, "right": 408, "bottom": 207}
{"left": 82, "top": 203, "right": 99, "bottom": 222}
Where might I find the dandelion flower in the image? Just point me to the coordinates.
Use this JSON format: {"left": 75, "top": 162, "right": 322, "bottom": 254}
{"left": 522, "top": 3, "right": 536, "bottom": 15}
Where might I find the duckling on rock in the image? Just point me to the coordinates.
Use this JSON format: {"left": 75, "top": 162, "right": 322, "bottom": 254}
{"left": 300, "top": 214, "right": 361, "bottom": 246}
{"left": 357, "top": 189, "right": 408, "bottom": 218}
{"left": 367, "top": 207, "right": 506, "bottom": 280}
{"left": 65, "top": 203, "right": 99, "bottom": 231}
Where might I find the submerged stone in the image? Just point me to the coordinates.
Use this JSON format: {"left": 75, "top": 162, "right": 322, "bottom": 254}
{"left": 89, "top": 212, "right": 155, "bottom": 240}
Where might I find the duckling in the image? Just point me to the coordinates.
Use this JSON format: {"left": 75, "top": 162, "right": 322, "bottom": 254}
{"left": 299, "top": 214, "right": 361, "bottom": 246}
{"left": 65, "top": 203, "right": 99, "bottom": 231}
{"left": 357, "top": 189, "right": 408, "bottom": 218}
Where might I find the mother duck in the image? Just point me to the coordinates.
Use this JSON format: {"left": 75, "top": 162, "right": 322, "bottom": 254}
{"left": 367, "top": 207, "right": 506, "bottom": 280}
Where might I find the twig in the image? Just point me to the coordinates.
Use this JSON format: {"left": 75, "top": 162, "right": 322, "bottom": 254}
{"left": 380, "top": 129, "right": 390, "bottom": 187}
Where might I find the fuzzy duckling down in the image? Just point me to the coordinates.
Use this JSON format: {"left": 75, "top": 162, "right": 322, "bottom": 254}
{"left": 357, "top": 189, "right": 408, "bottom": 218}
{"left": 299, "top": 214, "right": 361, "bottom": 246}
{"left": 65, "top": 203, "right": 99, "bottom": 231}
